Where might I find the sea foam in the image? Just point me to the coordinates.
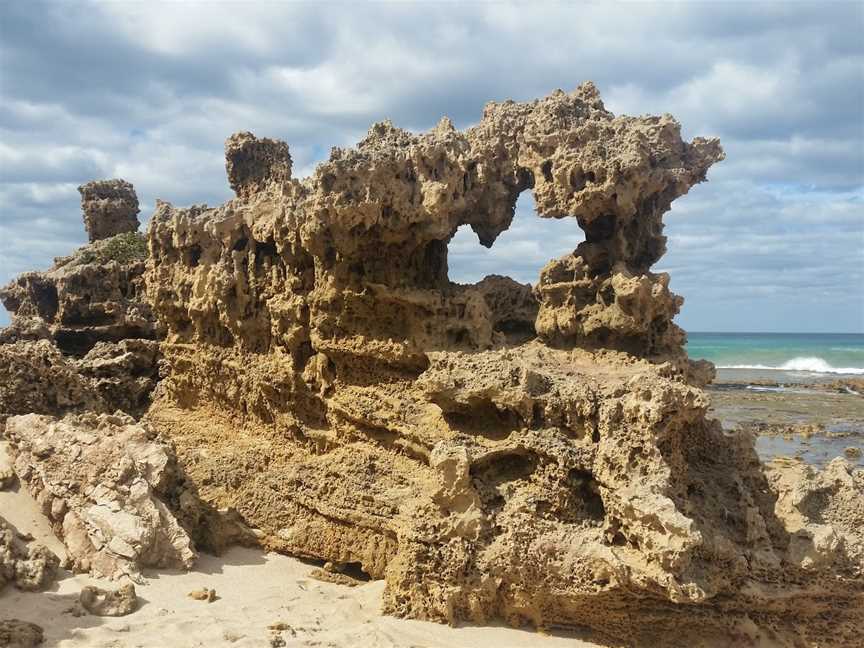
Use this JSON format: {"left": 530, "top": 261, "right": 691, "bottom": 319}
{"left": 719, "top": 356, "right": 864, "bottom": 375}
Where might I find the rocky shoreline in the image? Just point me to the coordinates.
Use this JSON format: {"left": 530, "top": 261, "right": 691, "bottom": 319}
{"left": 1, "top": 86, "right": 862, "bottom": 647}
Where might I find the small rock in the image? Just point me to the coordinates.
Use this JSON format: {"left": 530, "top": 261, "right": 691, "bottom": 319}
{"left": 843, "top": 446, "right": 862, "bottom": 459}
{"left": 0, "top": 516, "right": 59, "bottom": 592}
{"left": 222, "top": 630, "right": 244, "bottom": 643}
{"left": 188, "top": 587, "right": 217, "bottom": 602}
{"left": 0, "top": 619, "right": 44, "bottom": 647}
{"left": 308, "top": 567, "right": 361, "bottom": 587}
{"left": 78, "top": 583, "right": 138, "bottom": 616}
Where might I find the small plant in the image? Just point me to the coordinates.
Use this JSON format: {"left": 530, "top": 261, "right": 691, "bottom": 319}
{"left": 73, "top": 231, "right": 148, "bottom": 266}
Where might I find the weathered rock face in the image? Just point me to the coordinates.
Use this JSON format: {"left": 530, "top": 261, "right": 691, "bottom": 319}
{"left": 0, "top": 620, "right": 44, "bottom": 648}
{"left": 0, "top": 182, "right": 158, "bottom": 422}
{"left": 0, "top": 340, "right": 95, "bottom": 425}
{"left": 225, "top": 131, "right": 292, "bottom": 200}
{"left": 138, "top": 85, "right": 862, "bottom": 645}
{"left": 766, "top": 457, "right": 864, "bottom": 573}
{"left": 0, "top": 238, "right": 155, "bottom": 357}
{"left": 147, "top": 84, "right": 721, "bottom": 364}
{"left": 79, "top": 179, "right": 140, "bottom": 243}
{"left": 0, "top": 515, "right": 59, "bottom": 592}
{"left": 5, "top": 413, "right": 196, "bottom": 582}
{"left": 1, "top": 85, "right": 861, "bottom": 645}
{"left": 0, "top": 339, "right": 159, "bottom": 424}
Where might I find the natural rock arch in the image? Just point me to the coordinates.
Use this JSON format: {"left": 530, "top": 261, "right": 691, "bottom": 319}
{"left": 3, "top": 84, "right": 864, "bottom": 646}
{"left": 447, "top": 192, "right": 587, "bottom": 287}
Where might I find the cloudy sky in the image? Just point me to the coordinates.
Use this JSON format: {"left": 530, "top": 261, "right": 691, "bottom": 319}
{"left": 1, "top": 1, "right": 862, "bottom": 332}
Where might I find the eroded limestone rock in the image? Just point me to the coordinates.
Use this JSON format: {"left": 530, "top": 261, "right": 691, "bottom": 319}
{"left": 5, "top": 413, "right": 196, "bottom": 581}
{"left": 0, "top": 515, "right": 59, "bottom": 592}
{"left": 0, "top": 339, "right": 158, "bottom": 423}
{"left": 0, "top": 238, "right": 154, "bottom": 357}
{"left": 138, "top": 85, "right": 862, "bottom": 645}
{"left": 77, "top": 583, "right": 138, "bottom": 616}
{"left": 0, "top": 620, "right": 44, "bottom": 648}
{"left": 0, "top": 340, "right": 94, "bottom": 425}
{"left": 766, "top": 457, "right": 864, "bottom": 572}
{"left": 2, "top": 84, "right": 861, "bottom": 646}
{"left": 226, "top": 132, "right": 292, "bottom": 199}
{"left": 78, "top": 179, "right": 140, "bottom": 243}
{"left": 0, "top": 185, "right": 158, "bottom": 421}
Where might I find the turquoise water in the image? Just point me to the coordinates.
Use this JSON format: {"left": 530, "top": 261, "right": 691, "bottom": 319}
{"left": 686, "top": 332, "right": 864, "bottom": 376}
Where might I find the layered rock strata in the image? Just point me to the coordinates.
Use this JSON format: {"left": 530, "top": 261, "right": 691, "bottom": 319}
{"left": 0, "top": 181, "right": 158, "bottom": 423}
{"left": 5, "top": 413, "right": 196, "bottom": 581}
{"left": 138, "top": 85, "right": 861, "bottom": 645}
{"left": 0, "top": 84, "right": 861, "bottom": 646}
{"left": 0, "top": 339, "right": 159, "bottom": 424}
{"left": 0, "top": 232, "right": 155, "bottom": 357}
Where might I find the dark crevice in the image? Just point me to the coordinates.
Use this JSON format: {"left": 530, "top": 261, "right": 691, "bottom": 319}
{"left": 185, "top": 244, "right": 202, "bottom": 267}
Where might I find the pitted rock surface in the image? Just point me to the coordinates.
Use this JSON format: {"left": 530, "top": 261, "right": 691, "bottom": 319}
{"left": 0, "top": 620, "right": 44, "bottom": 648}
{"left": 78, "top": 179, "right": 140, "bottom": 243}
{"left": 138, "top": 85, "right": 862, "bottom": 645}
{"left": 0, "top": 249, "right": 154, "bottom": 358}
{"left": 0, "top": 515, "right": 59, "bottom": 592}
{"left": 0, "top": 180, "right": 158, "bottom": 421}
{"left": 0, "top": 84, "right": 861, "bottom": 646}
{"left": 0, "top": 339, "right": 159, "bottom": 423}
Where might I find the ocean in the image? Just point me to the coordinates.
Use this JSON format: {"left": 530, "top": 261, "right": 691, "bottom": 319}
{"left": 686, "top": 332, "right": 864, "bottom": 376}
{"left": 691, "top": 333, "right": 864, "bottom": 464}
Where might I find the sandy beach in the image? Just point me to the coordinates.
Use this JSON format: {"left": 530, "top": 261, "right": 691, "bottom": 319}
{"left": 1, "top": 440, "right": 601, "bottom": 648}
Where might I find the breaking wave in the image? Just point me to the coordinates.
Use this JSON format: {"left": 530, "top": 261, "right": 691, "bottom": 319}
{"left": 718, "top": 356, "right": 864, "bottom": 375}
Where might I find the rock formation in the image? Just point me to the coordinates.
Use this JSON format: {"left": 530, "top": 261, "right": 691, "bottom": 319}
{"left": 0, "top": 181, "right": 158, "bottom": 423}
{"left": 0, "top": 339, "right": 159, "bottom": 424}
{"left": 0, "top": 620, "right": 44, "bottom": 648}
{"left": 5, "top": 413, "right": 196, "bottom": 581}
{"left": 0, "top": 515, "right": 59, "bottom": 592}
{"left": 765, "top": 457, "right": 864, "bottom": 572}
{"left": 76, "top": 583, "right": 139, "bottom": 616}
{"left": 138, "top": 84, "right": 864, "bottom": 645}
{"left": 0, "top": 232, "right": 154, "bottom": 357}
{"left": 78, "top": 179, "right": 140, "bottom": 243}
{"left": 1, "top": 84, "right": 862, "bottom": 646}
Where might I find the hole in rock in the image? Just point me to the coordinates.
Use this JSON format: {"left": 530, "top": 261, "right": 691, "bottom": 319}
{"left": 471, "top": 451, "right": 538, "bottom": 488}
{"left": 185, "top": 244, "right": 202, "bottom": 267}
{"left": 567, "top": 468, "right": 606, "bottom": 520}
{"left": 447, "top": 193, "right": 585, "bottom": 287}
{"left": 31, "top": 280, "right": 59, "bottom": 321}
{"left": 339, "top": 561, "right": 372, "bottom": 582}
{"left": 255, "top": 239, "right": 277, "bottom": 257}
{"left": 440, "top": 399, "right": 524, "bottom": 441}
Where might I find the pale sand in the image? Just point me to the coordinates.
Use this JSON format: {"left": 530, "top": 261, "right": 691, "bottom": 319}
{"left": 0, "top": 443, "right": 603, "bottom": 648}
